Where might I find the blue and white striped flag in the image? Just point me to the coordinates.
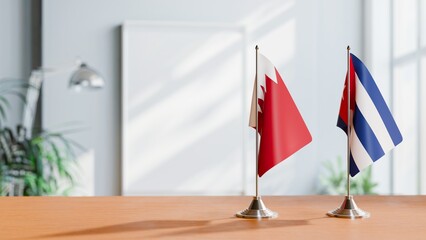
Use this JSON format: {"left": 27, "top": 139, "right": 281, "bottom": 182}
{"left": 337, "top": 53, "right": 403, "bottom": 177}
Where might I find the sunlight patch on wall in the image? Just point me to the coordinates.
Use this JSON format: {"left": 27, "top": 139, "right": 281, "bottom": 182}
{"left": 393, "top": 61, "right": 418, "bottom": 194}
{"left": 123, "top": 23, "right": 245, "bottom": 195}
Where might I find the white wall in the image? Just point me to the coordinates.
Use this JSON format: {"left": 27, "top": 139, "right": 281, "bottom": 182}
{"left": 365, "top": 0, "right": 426, "bottom": 195}
{"left": 0, "top": 0, "right": 31, "bottom": 127}
{"left": 42, "top": 0, "right": 363, "bottom": 195}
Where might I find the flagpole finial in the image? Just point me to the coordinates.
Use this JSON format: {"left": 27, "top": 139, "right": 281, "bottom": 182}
{"left": 347, "top": 45, "right": 351, "bottom": 51}
{"left": 255, "top": 45, "right": 259, "bottom": 50}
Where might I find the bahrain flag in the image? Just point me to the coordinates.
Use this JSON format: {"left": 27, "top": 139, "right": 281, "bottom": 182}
{"left": 249, "top": 53, "right": 312, "bottom": 177}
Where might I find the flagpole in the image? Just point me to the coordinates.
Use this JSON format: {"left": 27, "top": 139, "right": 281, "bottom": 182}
{"left": 255, "top": 45, "right": 259, "bottom": 198}
{"left": 326, "top": 46, "right": 369, "bottom": 219}
{"left": 236, "top": 45, "right": 277, "bottom": 219}
{"left": 346, "top": 45, "right": 351, "bottom": 197}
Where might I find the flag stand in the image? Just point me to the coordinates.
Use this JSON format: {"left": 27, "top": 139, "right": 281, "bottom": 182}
{"left": 236, "top": 45, "right": 277, "bottom": 219}
{"left": 326, "top": 46, "right": 370, "bottom": 219}
{"left": 236, "top": 196, "right": 277, "bottom": 218}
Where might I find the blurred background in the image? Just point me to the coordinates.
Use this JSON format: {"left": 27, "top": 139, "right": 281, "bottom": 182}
{"left": 0, "top": 0, "right": 424, "bottom": 196}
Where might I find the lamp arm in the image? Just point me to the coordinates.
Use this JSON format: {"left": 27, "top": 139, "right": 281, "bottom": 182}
{"left": 21, "top": 72, "right": 43, "bottom": 137}
{"left": 22, "top": 59, "right": 82, "bottom": 137}
{"left": 35, "top": 59, "right": 82, "bottom": 76}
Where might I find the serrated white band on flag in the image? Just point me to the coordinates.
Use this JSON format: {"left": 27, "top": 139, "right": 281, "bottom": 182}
{"left": 249, "top": 54, "right": 278, "bottom": 128}
{"left": 259, "top": 54, "right": 277, "bottom": 84}
{"left": 355, "top": 75, "right": 396, "bottom": 154}
{"left": 249, "top": 80, "right": 257, "bottom": 128}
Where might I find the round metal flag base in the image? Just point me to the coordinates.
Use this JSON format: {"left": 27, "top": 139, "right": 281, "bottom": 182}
{"left": 327, "top": 195, "right": 370, "bottom": 219}
{"left": 236, "top": 196, "right": 278, "bottom": 219}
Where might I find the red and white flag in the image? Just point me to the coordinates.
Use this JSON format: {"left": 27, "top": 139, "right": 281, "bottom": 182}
{"left": 249, "top": 54, "right": 312, "bottom": 177}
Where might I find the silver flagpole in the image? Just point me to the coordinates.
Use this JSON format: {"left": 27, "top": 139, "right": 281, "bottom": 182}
{"left": 255, "top": 45, "right": 259, "bottom": 198}
{"left": 236, "top": 45, "right": 277, "bottom": 219}
{"left": 327, "top": 46, "right": 369, "bottom": 219}
{"left": 346, "top": 45, "right": 351, "bottom": 198}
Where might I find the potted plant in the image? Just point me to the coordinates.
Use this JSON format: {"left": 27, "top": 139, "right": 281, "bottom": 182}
{"left": 319, "top": 156, "right": 378, "bottom": 195}
{"left": 0, "top": 79, "right": 80, "bottom": 196}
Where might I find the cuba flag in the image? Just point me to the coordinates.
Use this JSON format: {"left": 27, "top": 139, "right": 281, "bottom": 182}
{"left": 337, "top": 53, "right": 403, "bottom": 177}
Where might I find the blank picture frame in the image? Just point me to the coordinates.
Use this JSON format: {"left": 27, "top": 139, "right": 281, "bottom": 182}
{"left": 121, "top": 21, "right": 248, "bottom": 195}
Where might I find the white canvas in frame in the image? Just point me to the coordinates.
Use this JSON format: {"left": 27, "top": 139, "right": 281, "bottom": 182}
{"left": 121, "top": 21, "right": 247, "bottom": 195}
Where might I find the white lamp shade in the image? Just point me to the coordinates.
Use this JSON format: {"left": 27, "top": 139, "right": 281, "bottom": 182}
{"left": 69, "top": 63, "right": 104, "bottom": 90}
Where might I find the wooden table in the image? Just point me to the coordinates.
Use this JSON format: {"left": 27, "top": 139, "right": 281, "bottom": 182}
{"left": 1, "top": 196, "right": 426, "bottom": 239}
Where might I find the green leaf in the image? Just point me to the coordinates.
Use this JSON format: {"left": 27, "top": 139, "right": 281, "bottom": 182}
{"left": 0, "top": 96, "right": 11, "bottom": 108}
{"left": 24, "top": 174, "right": 38, "bottom": 194}
{"left": 0, "top": 121, "right": 79, "bottom": 196}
